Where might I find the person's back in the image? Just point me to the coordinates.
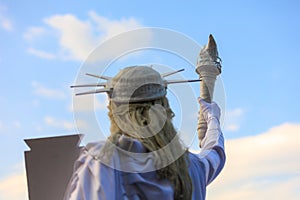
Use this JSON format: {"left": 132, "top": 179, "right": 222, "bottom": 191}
{"left": 64, "top": 66, "right": 225, "bottom": 200}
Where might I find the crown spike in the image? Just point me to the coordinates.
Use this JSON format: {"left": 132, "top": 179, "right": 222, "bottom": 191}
{"left": 86, "top": 73, "right": 112, "bottom": 80}
{"left": 75, "top": 88, "right": 111, "bottom": 96}
{"left": 165, "top": 79, "right": 200, "bottom": 85}
{"left": 70, "top": 83, "right": 106, "bottom": 88}
{"left": 161, "top": 69, "right": 185, "bottom": 77}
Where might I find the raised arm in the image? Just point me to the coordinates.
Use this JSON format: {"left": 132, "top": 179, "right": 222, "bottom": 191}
{"left": 197, "top": 98, "right": 226, "bottom": 185}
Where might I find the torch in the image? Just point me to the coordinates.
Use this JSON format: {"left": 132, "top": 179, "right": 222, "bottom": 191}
{"left": 196, "top": 34, "right": 222, "bottom": 146}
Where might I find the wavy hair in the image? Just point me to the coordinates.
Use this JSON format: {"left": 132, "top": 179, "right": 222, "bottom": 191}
{"left": 107, "top": 97, "right": 192, "bottom": 200}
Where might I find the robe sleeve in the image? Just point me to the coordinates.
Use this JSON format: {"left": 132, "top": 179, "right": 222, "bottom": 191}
{"left": 63, "top": 142, "right": 116, "bottom": 200}
{"left": 196, "top": 117, "right": 226, "bottom": 185}
{"left": 63, "top": 147, "right": 92, "bottom": 200}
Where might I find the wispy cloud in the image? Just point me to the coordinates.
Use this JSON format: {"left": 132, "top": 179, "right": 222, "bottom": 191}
{"left": 224, "top": 108, "right": 244, "bottom": 131}
{"left": 24, "top": 11, "right": 149, "bottom": 61}
{"left": 0, "top": 5, "right": 13, "bottom": 31}
{"left": 23, "top": 27, "right": 47, "bottom": 41}
{"left": 2, "top": 123, "right": 300, "bottom": 200}
{"left": 44, "top": 116, "right": 76, "bottom": 131}
{"left": 0, "top": 172, "right": 27, "bottom": 200}
{"left": 0, "top": 120, "right": 21, "bottom": 134}
{"left": 207, "top": 123, "right": 300, "bottom": 200}
{"left": 27, "top": 47, "right": 57, "bottom": 59}
{"left": 71, "top": 94, "right": 108, "bottom": 112}
{"left": 44, "top": 115, "right": 87, "bottom": 131}
{"left": 31, "top": 81, "right": 66, "bottom": 100}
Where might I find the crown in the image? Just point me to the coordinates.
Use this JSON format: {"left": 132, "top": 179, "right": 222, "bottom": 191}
{"left": 71, "top": 66, "right": 200, "bottom": 103}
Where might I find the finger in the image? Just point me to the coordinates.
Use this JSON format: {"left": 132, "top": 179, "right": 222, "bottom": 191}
{"left": 198, "top": 97, "right": 212, "bottom": 106}
{"left": 198, "top": 97, "right": 206, "bottom": 105}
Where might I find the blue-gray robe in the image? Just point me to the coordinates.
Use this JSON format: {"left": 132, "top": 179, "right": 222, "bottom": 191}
{"left": 64, "top": 118, "right": 225, "bottom": 200}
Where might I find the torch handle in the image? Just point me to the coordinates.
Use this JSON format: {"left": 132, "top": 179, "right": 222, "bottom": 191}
{"left": 197, "top": 75, "right": 217, "bottom": 146}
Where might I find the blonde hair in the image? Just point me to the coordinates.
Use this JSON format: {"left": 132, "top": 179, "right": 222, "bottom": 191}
{"left": 107, "top": 97, "right": 192, "bottom": 200}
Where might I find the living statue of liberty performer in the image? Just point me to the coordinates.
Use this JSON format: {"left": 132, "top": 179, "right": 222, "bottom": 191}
{"left": 64, "top": 35, "right": 225, "bottom": 200}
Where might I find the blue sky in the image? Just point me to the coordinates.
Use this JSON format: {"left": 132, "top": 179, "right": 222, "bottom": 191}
{"left": 0, "top": 0, "right": 300, "bottom": 199}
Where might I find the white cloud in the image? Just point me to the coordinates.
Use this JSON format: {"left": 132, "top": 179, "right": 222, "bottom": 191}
{"left": 207, "top": 123, "right": 300, "bottom": 200}
{"left": 223, "top": 108, "right": 244, "bottom": 131}
{"left": 0, "top": 5, "right": 13, "bottom": 31}
{"left": 31, "top": 81, "right": 66, "bottom": 99}
{"left": 1, "top": 123, "right": 299, "bottom": 200}
{"left": 27, "top": 47, "right": 56, "bottom": 59}
{"left": 23, "top": 26, "right": 47, "bottom": 41}
{"left": 24, "top": 11, "right": 149, "bottom": 61}
{"left": 43, "top": 13, "right": 97, "bottom": 61}
{"left": 0, "top": 15, "right": 12, "bottom": 31}
{"left": 0, "top": 172, "right": 27, "bottom": 200}
{"left": 0, "top": 120, "right": 22, "bottom": 134}
{"left": 71, "top": 94, "right": 108, "bottom": 112}
{"left": 44, "top": 116, "right": 76, "bottom": 131}
{"left": 44, "top": 115, "right": 87, "bottom": 131}
{"left": 88, "top": 11, "right": 141, "bottom": 38}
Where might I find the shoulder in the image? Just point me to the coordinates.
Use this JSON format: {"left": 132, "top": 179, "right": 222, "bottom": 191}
{"left": 85, "top": 140, "right": 106, "bottom": 154}
{"left": 74, "top": 140, "right": 106, "bottom": 166}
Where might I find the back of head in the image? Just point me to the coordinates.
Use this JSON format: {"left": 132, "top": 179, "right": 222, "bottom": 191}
{"left": 110, "top": 66, "right": 166, "bottom": 103}
{"left": 106, "top": 66, "right": 192, "bottom": 200}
